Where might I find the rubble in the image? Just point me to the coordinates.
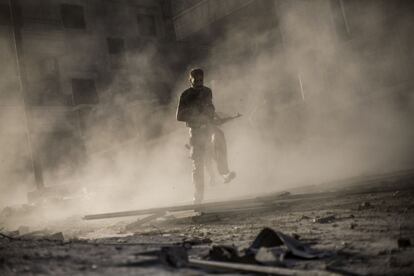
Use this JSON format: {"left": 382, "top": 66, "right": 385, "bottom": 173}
{"left": 313, "top": 215, "right": 336, "bottom": 224}
{"left": 1, "top": 175, "right": 413, "bottom": 275}
{"left": 136, "top": 244, "right": 337, "bottom": 275}
{"left": 182, "top": 236, "right": 212, "bottom": 247}
{"left": 397, "top": 238, "right": 411, "bottom": 248}
{"left": 358, "top": 202, "right": 371, "bottom": 210}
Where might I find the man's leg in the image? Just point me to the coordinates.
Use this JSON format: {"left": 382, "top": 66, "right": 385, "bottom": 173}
{"left": 190, "top": 128, "right": 207, "bottom": 204}
{"left": 212, "top": 126, "right": 236, "bottom": 183}
{"left": 205, "top": 136, "right": 217, "bottom": 186}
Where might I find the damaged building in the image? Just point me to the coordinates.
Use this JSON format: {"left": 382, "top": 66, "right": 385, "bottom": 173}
{"left": 1, "top": 0, "right": 185, "bottom": 202}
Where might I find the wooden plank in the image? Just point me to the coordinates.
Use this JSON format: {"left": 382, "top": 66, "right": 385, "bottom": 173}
{"left": 188, "top": 258, "right": 340, "bottom": 275}
{"left": 124, "top": 212, "right": 166, "bottom": 231}
{"left": 83, "top": 192, "right": 286, "bottom": 220}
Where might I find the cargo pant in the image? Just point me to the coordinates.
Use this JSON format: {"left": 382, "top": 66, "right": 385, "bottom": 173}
{"left": 190, "top": 125, "right": 230, "bottom": 203}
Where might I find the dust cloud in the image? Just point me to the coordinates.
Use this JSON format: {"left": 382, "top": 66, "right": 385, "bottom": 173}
{"left": 192, "top": 0, "right": 414, "bottom": 199}
{"left": 1, "top": 0, "right": 413, "bottom": 226}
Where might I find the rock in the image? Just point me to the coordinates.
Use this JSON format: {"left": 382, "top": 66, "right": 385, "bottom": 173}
{"left": 18, "top": 226, "right": 30, "bottom": 235}
{"left": 47, "top": 232, "right": 64, "bottom": 241}
{"left": 255, "top": 247, "right": 286, "bottom": 266}
{"left": 358, "top": 202, "right": 371, "bottom": 210}
{"left": 160, "top": 246, "right": 189, "bottom": 268}
{"left": 6, "top": 230, "right": 20, "bottom": 237}
{"left": 313, "top": 215, "right": 336, "bottom": 224}
{"left": 192, "top": 213, "right": 221, "bottom": 223}
{"left": 350, "top": 223, "right": 357, "bottom": 229}
{"left": 397, "top": 238, "right": 411, "bottom": 248}
{"left": 182, "top": 236, "right": 212, "bottom": 247}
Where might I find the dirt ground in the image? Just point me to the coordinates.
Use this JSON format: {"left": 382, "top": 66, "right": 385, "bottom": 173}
{"left": 1, "top": 177, "right": 414, "bottom": 275}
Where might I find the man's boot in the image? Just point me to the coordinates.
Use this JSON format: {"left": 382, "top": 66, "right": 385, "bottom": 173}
{"left": 193, "top": 188, "right": 204, "bottom": 204}
{"left": 223, "top": 171, "right": 236, "bottom": 183}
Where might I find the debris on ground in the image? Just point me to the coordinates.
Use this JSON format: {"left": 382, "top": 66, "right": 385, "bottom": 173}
{"left": 125, "top": 212, "right": 166, "bottom": 231}
{"left": 183, "top": 236, "right": 212, "bottom": 247}
{"left": 358, "top": 202, "right": 371, "bottom": 210}
{"left": 130, "top": 227, "right": 333, "bottom": 274}
{"left": 1, "top": 176, "right": 414, "bottom": 275}
{"left": 192, "top": 213, "right": 221, "bottom": 223}
{"left": 397, "top": 238, "right": 411, "bottom": 248}
{"left": 135, "top": 244, "right": 336, "bottom": 275}
{"left": 313, "top": 215, "right": 336, "bottom": 224}
{"left": 248, "top": 227, "right": 331, "bottom": 260}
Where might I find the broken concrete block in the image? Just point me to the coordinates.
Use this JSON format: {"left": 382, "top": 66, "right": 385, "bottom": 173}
{"left": 160, "top": 246, "right": 189, "bottom": 268}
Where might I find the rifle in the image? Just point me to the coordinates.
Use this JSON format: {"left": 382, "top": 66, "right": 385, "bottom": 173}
{"left": 213, "top": 113, "right": 242, "bottom": 125}
{"left": 184, "top": 113, "right": 242, "bottom": 150}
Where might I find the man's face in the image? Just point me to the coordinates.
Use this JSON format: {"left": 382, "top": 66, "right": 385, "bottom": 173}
{"left": 190, "top": 74, "right": 203, "bottom": 87}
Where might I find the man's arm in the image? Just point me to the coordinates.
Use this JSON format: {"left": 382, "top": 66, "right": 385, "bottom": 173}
{"left": 176, "top": 93, "right": 191, "bottom": 122}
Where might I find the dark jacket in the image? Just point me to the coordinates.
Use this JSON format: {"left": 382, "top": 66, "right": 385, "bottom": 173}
{"left": 176, "top": 86, "right": 215, "bottom": 128}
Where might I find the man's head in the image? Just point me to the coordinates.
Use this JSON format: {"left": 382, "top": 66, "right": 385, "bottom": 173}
{"left": 189, "top": 68, "right": 204, "bottom": 87}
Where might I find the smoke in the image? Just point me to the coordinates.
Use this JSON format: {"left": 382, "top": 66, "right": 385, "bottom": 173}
{"left": 195, "top": 0, "right": 414, "bottom": 197}
{"left": 1, "top": 0, "right": 413, "bottom": 227}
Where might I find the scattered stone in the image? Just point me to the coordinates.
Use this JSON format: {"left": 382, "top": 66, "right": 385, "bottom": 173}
{"left": 192, "top": 213, "right": 221, "bottom": 223}
{"left": 392, "top": 191, "right": 399, "bottom": 197}
{"left": 20, "top": 229, "right": 51, "bottom": 239}
{"left": 377, "top": 249, "right": 387, "bottom": 255}
{"left": 300, "top": 215, "right": 310, "bottom": 220}
{"left": 160, "top": 246, "right": 189, "bottom": 268}
{"left": 397, "top": 238, "right": 411, "bottom": 248}
{"left": 358, "top": 202, "right": 371, "bottom": 210}
{"left": 277, "top": 191, "right": 291, "bottom": 198}
{"left": 350, "top": 223, "right": 357, "bottom": 229}
{"left": 209, "top": 245, "right": 243, "bottom": 262}
{"left": 313, "top": 215, "right": 336, "bottom": 224}
{"left": 47, "top": 232, "right": 64, "bottom": 241}
{"left": 18, "top": 226, "right": 30, "bottom": 235}
{"left": 5, "top": 230, "right": 20, "bottom": 238}
{"left": 254, "top": 247, "right": 285, "bottom": 266}
{"left": 183, "top": 237, "right": 212, "bottom": 247}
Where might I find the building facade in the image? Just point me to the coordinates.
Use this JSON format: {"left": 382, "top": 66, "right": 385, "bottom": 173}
{"left": 0, "top": 0, "right": 181, "bottom": 196}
